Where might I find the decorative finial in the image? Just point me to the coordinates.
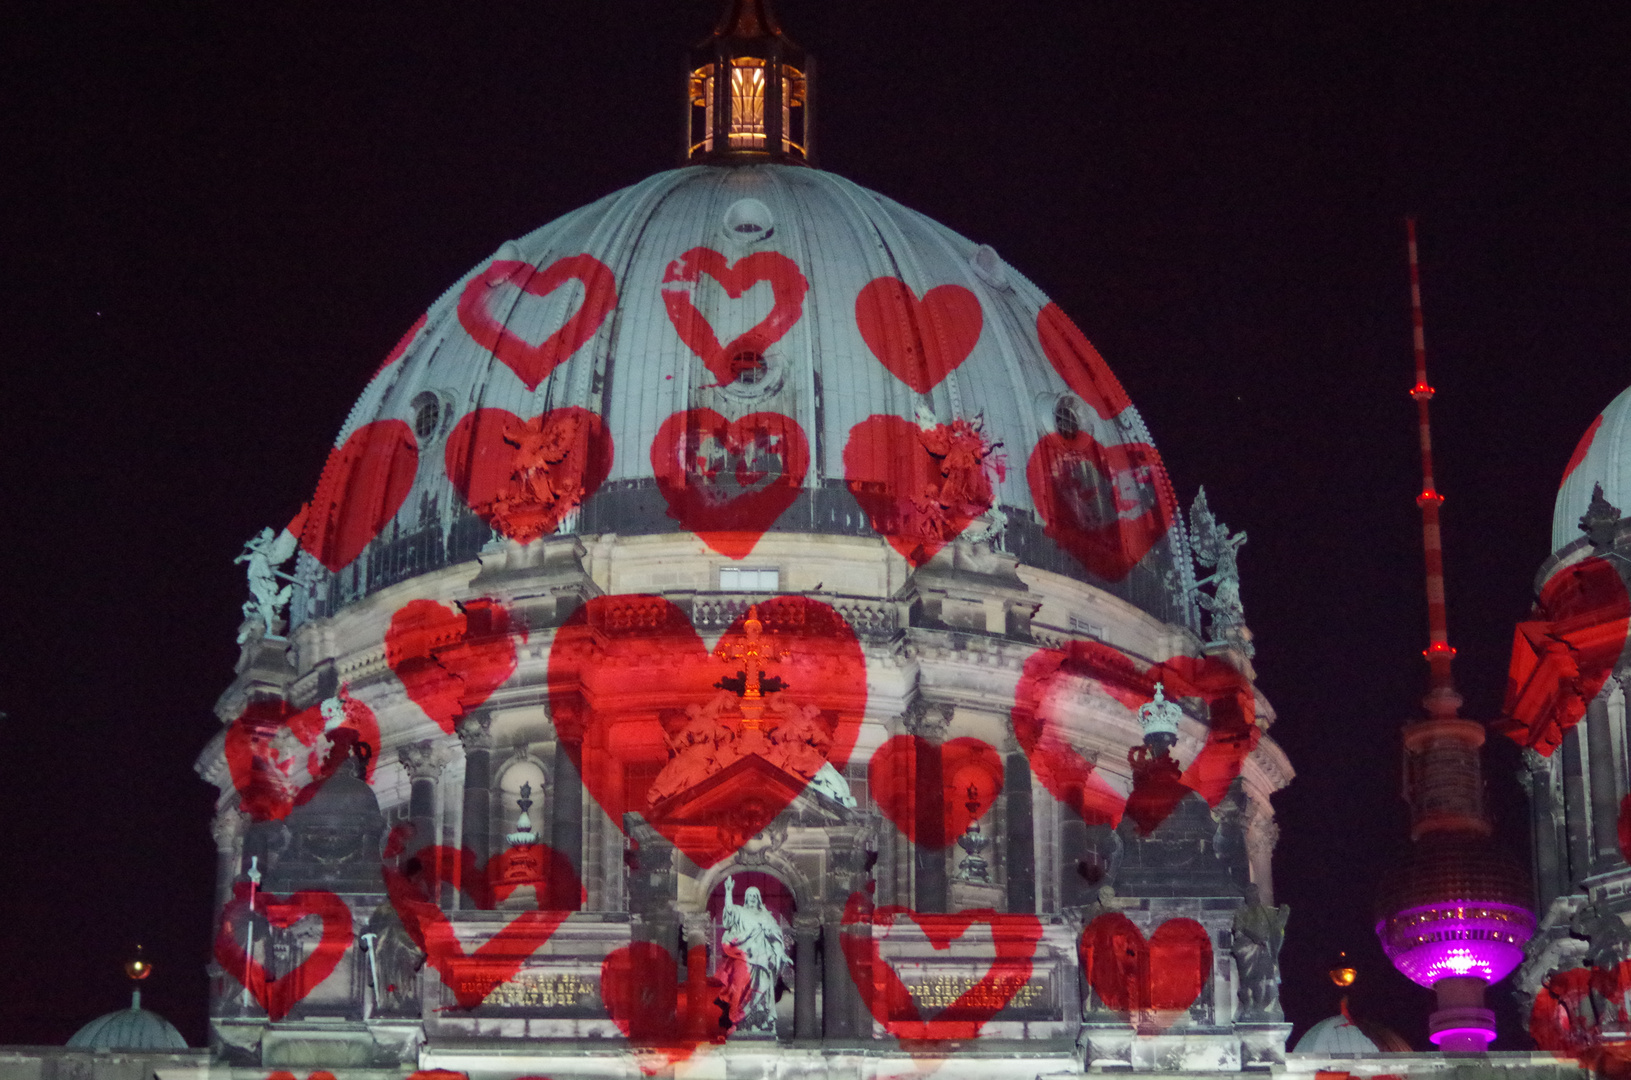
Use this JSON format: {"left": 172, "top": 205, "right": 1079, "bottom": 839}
{"left": 1137, "top": 683, "right": 1182, "bottom": 754}
{"left": 125, "top": 945, "right": 152, "bottom": 982}
{"left": 1328, "top": 950, "right": 1357, "bottom": 988}
{"left": 507, "top": 783, "right": 538, "bottom": 847}
{"left": 1580, "top": 482, "right": 1622, "bottom": 548}
{"left": 686, "top": 0, "right": 812, "bottom": 166}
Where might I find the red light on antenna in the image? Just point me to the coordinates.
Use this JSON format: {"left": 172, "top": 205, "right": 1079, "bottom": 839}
{"left": 1416, "top": 489, "right": 1444, "bottom": 508}
{"left": 1410, "top": 382, "right": 1436, "bottom": 400}
{"left": 1423, "top": 642, "right": 1458, "bottom": 660}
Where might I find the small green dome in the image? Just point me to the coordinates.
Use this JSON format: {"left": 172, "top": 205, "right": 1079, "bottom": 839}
{"left": 67, "top": 991, "right": 187, "bottom": 1051}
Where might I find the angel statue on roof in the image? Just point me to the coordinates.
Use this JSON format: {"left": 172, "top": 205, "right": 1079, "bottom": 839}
{"left": 236, "top": 522, "right": 302, "bottom": 641}
{"left": 1188, "top": 487, "right": 1249, "bottom": 647}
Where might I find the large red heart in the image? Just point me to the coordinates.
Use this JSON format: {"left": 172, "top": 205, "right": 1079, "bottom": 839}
{"left": 601, "top": 942, "right": 726, "bottom": 1069}
{"left": 445, "top": 407, "right": 614, "bottom": 544}
{"left": 840, "top": 891, "right": 1043, "bottom": 1044}
{"left": 1012, "top": 641, "right": 1259, "bottom": 833}
{"left": 385, "top": 598, "right": 525, "bottom": 734}
{"left": 224, "top": 694, "right": 380, "bottom": 822}
{"left": 1036, "top": 303, "right": 1132, "bottom": 421}
{"left": 868, "top": 735, "right": 1003, "bottom": 849}
{"left": 1080, "top": 913, "right": 1211, "bottom": 1016}
{"left": 456, "top": 255, "right": 618, "bottom": 391}
{"left": 651, "top": 408, "right": 810, "bottom": 560}
{"left": 1026, "top": 431, "right": 1176, "bottom": 582}
{"left": 547, "top": 594, "right": 865, "bottom": 869}
{"left": 214, "top": 881, "right": 354, "bottom": 1021}
{"left": 381, "top": 826, "right": 584, "bottom": 1010}
{"left": 661, "top": 248, "right": 809, "bottom": 386}
{"left": 298, "top": 420, "right": 419, "bottom": 572}
{"left": 844, "top": 414, "right": 1004, "bottom": 566}
{"left": 855, "top": 278, "right": 982, "bottom": 394}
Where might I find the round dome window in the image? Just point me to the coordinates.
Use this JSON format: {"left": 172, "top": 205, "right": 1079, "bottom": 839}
{"left": 722, "top": 198, "right": 775, "bottom": 242}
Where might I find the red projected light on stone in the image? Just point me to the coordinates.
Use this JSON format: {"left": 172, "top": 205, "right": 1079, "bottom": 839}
{"left": 844, "top": 414, "right": 1004, "bottom": 567}
{"left": 386, "top": 598, "right": 524, "bottom": 734}
{"left": 651, "top": 408, "right": 811, "bottom": 559}
{"left": 456, "top": 254, "right": 618, "bottom": 391}
{"left": 224, "top": 693, "right": 379, "bottom": 822}
{"left": 547, "top": 594, "right": 865, "bottom": 868}
{"left": 855, "top": 277, "right": 982, "bottom": 394}
{"left": 1026, "top": 431, "right": 1175, "bottom": 583}
{"left": 661, "top": 247, "right": 809, "bottom": 386}
{"left": 840, "top": 888, "right": 1043, "bottom": 1046}
{"left": 380, "top": 825, "right": 584, "bottom": 1011}
{"left": 215, "top": 881, "right": 354, "bottom": 1021}
{"left": 1080, "top": 912, "right": 1211, "bottom": 1021}
{"left": 446, "top": 407, "right": 614, "bottom": 543}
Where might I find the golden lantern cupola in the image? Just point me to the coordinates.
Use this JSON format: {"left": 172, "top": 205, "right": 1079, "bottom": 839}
{"left": 686, "top": 0, "right": 812, "bottom": 166}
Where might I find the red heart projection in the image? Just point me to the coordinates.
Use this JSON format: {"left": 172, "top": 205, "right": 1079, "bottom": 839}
{"left": 1080, "top": 912, "right": 1211, "bottom": 1016}
{"left": 456, "top": 255, "right": 618, "bottom": 391}
{"left": 601, "top": 942, "right": 726, "bottom": 1069}
{"left": 840, "top": 890, "right": 1044, "bottom": 1043}
{"left": 225, "top": 694, "right": 380, "bottom": 822}
{"left": 445, "top": 407, "right": 614, "bottom": 544}
{"left": 844, "top": 415, "right": 1004, "bottom": 567}
{"left": 1011, "top": 640, "right": 1259, "bottom": 834}
{"left": 1026, "top": 430, "right": 1176, "bottom": 582}
{"left": 266, "top": 1072, "right": 338, "bottom": 1080}
{"left": 651, "top": 408, "right": 810, "bottom": 559}
{"left": 869, "top": 736, "right": 1003, "bottom": 849}
{"left": 661, "top": 248, "right": 809, "bottom": 385}
{"left": 547, "top": 594, "right": 866, "bottom": 869}
{"left": 298, "top": 420, "right": 419, "bottom": 572}
{"left": 381, "top": 825, "right": 584, "bottom": 1010}
{"left": 855, "top": 278, "right": 982, "bottom": 393}
{"left": 385, "top": 598, "right": 525, "bottom": 734}
{"left": 214, "top": 881, "right": 354, "bottom": 1021}
{"left": 1561, "top": 413, "right": 1606, "bottom": 487}
{"left": 1036, "top": 303, "right": 1132, "bottom": 420}
{"left": 1530, "top": 960, "right": 1631, "bottom": 1075}
{"left": 1500, "top": 557, "right": 1631, "bottom": 756}
{"left": 371, "top": 313, "right": 428, "bottom": 379}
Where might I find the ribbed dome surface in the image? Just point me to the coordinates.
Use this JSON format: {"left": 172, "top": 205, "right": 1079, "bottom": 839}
{"left": 1554, "top": 384, "right": 1631, "bottom": 552}
{"left": 67, "top": 996, "right": 187, "bottom": 1051}
{"left": 1293, "top": 1016, "right": 1381, "bottom": 1055}
{"left": 287, "top": 165, "right": 1191, "bottom": 629}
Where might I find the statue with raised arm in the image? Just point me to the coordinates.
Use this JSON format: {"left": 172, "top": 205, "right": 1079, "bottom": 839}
{"left": 1189, "top": 487, "right": 1249, "bottom": 646}
{"left": 716, "top": 875, "right": 792, "bottom": 1034}
{"left": 236, "top": 524, "right": 301, "bottom": 640}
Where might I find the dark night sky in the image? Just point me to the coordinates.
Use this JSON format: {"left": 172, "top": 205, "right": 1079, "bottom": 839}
{"left": 2, "top": 0, "right": 1629, "bottom": 1052}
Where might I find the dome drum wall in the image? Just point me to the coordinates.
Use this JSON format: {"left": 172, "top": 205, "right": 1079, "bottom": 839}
{"left": 199, "top": 162, "right": 1292, "bottom": 1069}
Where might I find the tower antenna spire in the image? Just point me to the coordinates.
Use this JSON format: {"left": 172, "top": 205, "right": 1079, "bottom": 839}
{"left": 1375, "top": 218, "right": 1533, "bottom": 1054}
{"left": 1406, "top": 216, "right": 1462, "bottom": 720}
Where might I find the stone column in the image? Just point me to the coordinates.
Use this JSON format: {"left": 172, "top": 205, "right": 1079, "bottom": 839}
{"left": 552, "top": 752, "right": 584, "bottom": 876}
{"left": 211, "top": 809, "right": 248, "bottom": 916}
{"left": 398, "top": 740, "right": 452, "bottom": 863}
{"left": 458, "top": 716, "right": 494, "bottom": 861}
{"left": 907, "top": 701, "right": 951, "bottom": 912}
{"left": 682, "top": 913, "right": 714, "bottom": 1034}
{"left": 1059, "top": 815, "right": 1091, "bottom": 909}
{"left": 1004, "top": 751, "right": 1036, "bottom": 913}
{"left": 1521, "top": 749, "right": 1562, "bottom": 912}
{"left": 794, "top": 915, "right": 821, "bottom": 1039}
{"left": 1588, "top": 699, "right": 1622, "bottom": 869}
{"left": 1562, "top": 726, "right": 1593, "bottom": 882}
{"left": 823, "top": 907, "right": 858, "bottom": 1039}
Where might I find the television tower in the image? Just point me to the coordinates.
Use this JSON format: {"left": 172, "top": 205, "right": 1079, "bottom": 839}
{"left": 1374, "top": 218, "right": 1534, "bottom": 1052}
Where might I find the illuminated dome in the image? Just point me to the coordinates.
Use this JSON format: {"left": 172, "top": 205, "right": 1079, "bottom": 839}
{"left": 67, "top": 993, "right": 187, "bottom": 1051}
{"left": 1293, "top": 1014, "right": 1410, "bottom": 1055}
{"left": 284, "top": 162, "right": 1192, "bottom": 629}
{"left": 1553, "top": 383, "right": 1631, "bottom": 552}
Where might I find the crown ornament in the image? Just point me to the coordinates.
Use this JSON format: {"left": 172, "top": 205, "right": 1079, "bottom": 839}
{"left": 1137, "top": 683, "right": 1182, "bottom": 741}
